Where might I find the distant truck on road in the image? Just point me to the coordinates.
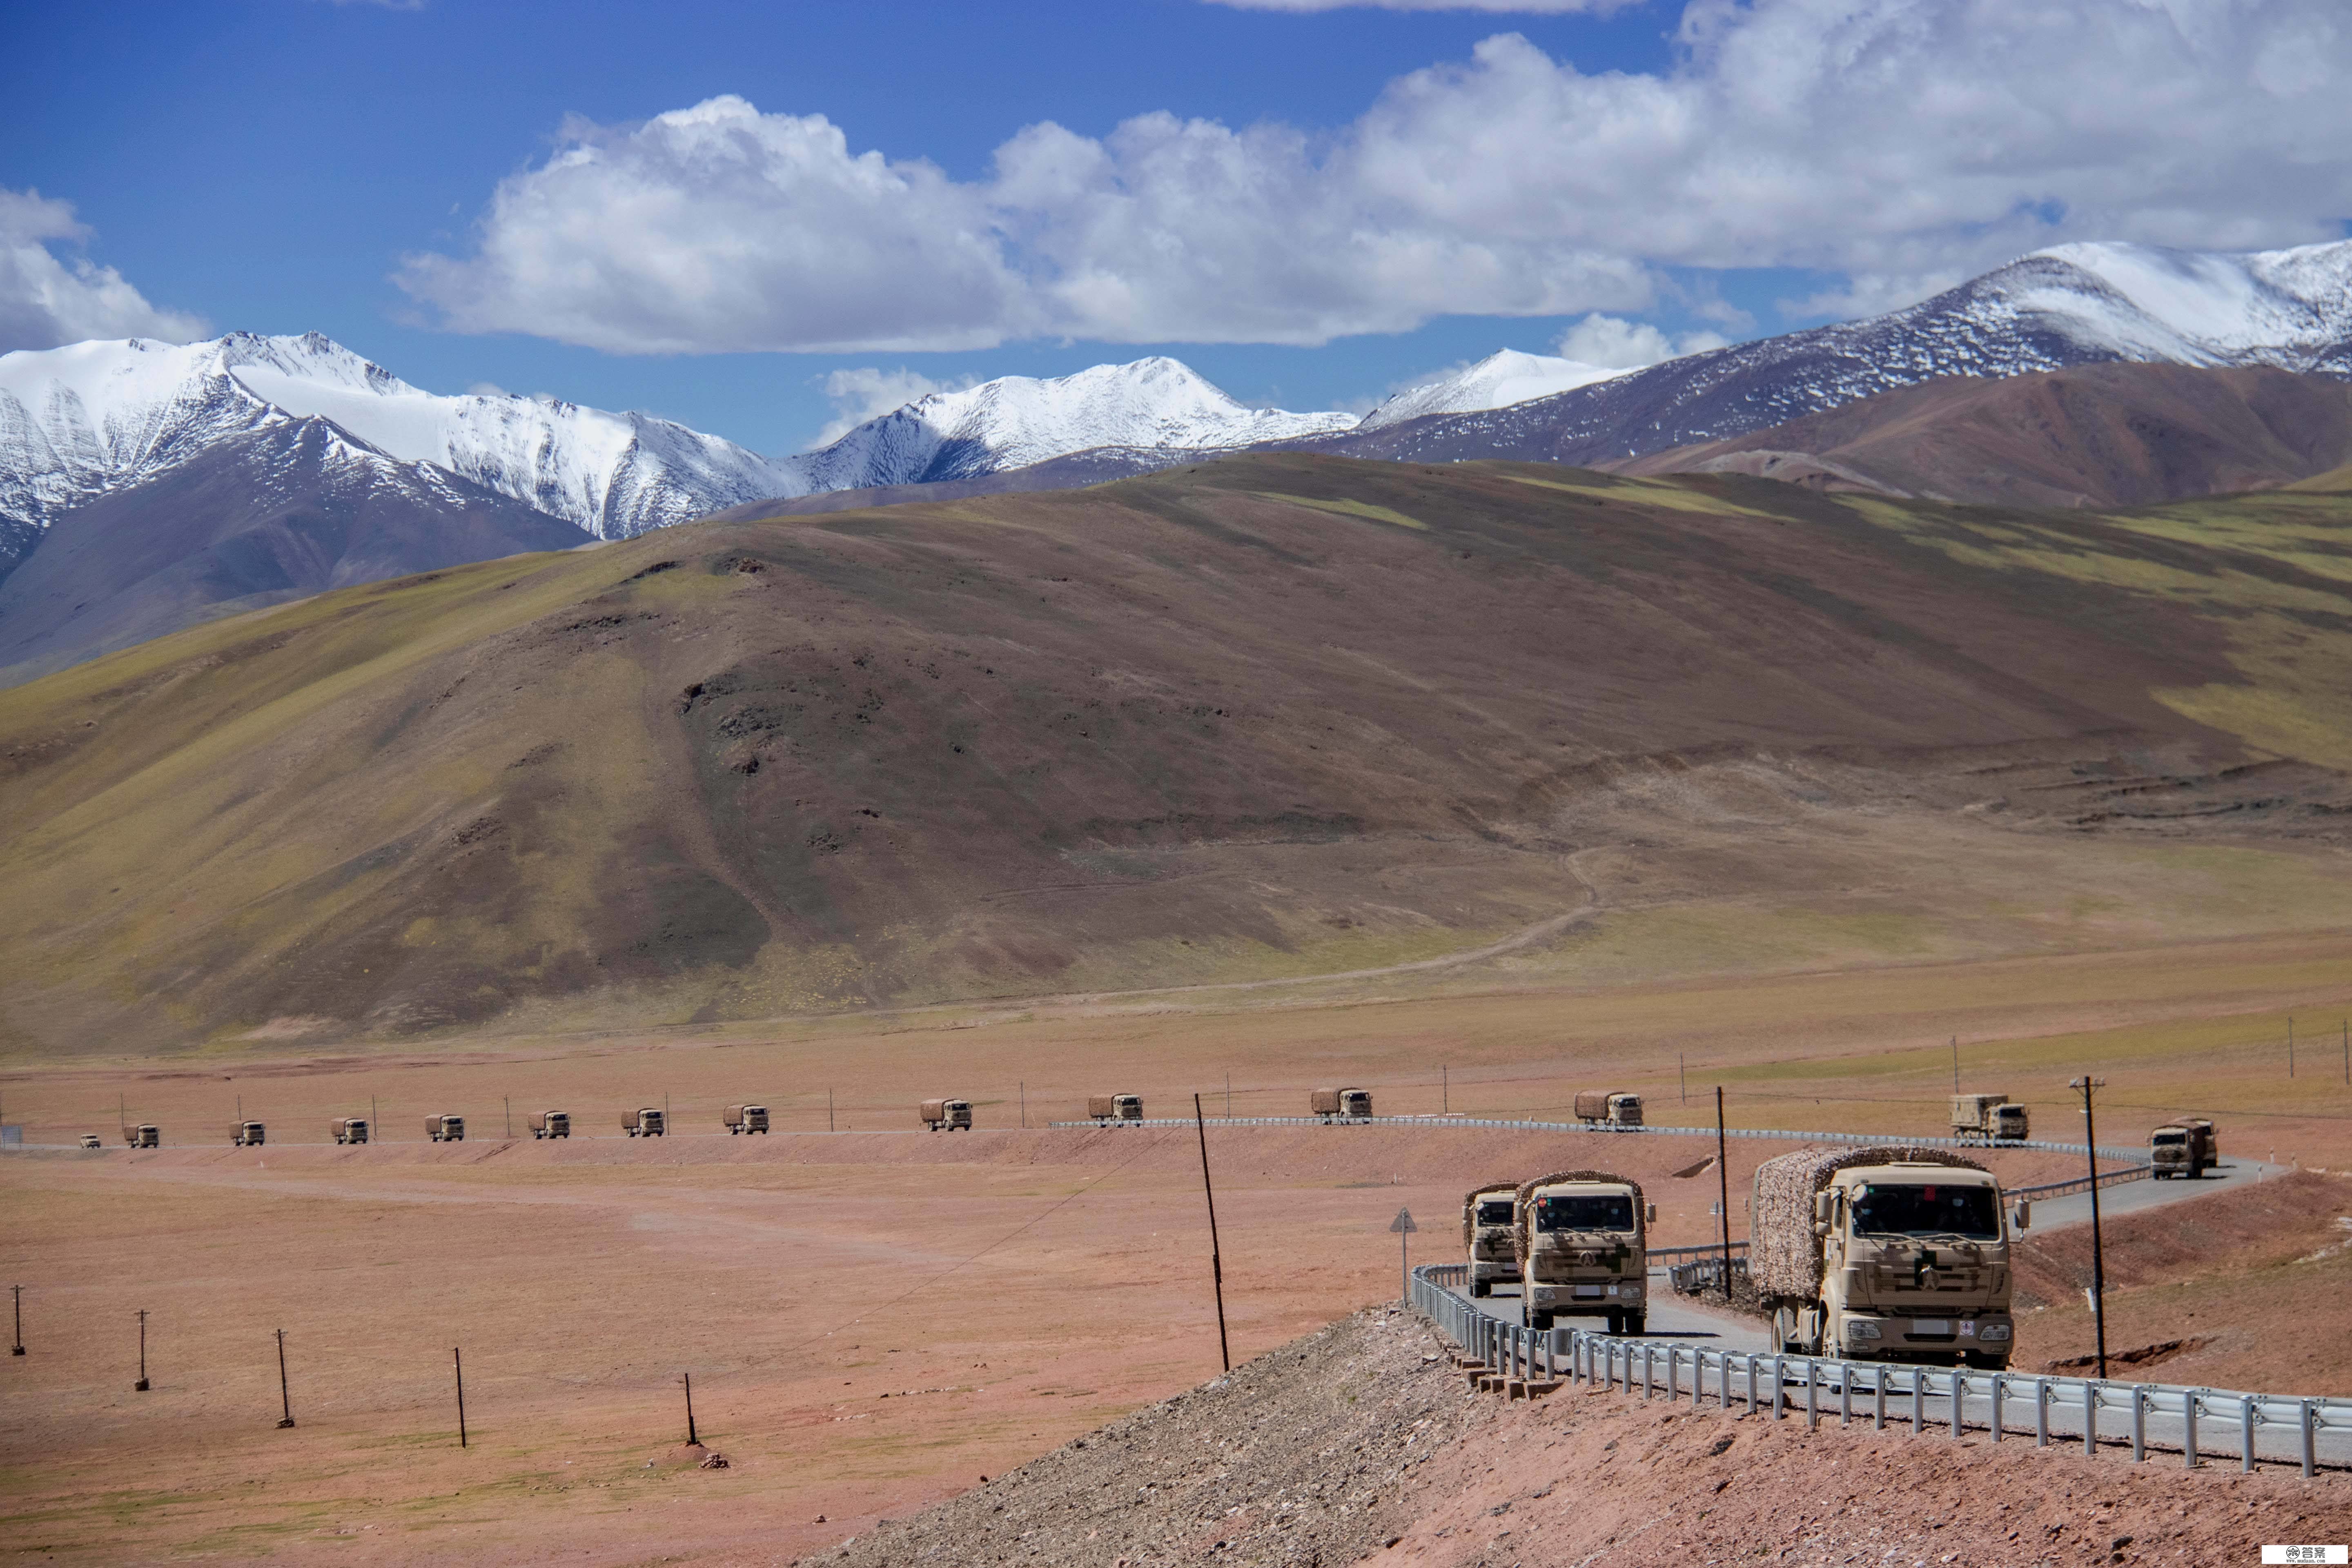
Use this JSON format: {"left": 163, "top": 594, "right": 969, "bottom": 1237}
{"left": 230, "top": 1121, "right": 265, "bottom": 1147}
{"left": 332, "top": 1116, "right": 370, "bottom": 1145}
{"left": 1950, "top": 1093, "right": 2029, "bottom": 1143}
{"left": 921, "top": 1098, "right": 973, "bottom": 1131}
{"left": 724, "top": 1104, "right": 770, "bottom": 1135}
{"left": 2151, "top": 1118, "right": 2217, "bottom": 1178}
{"left": 1311, "top": 1087, "right": 1373, "bottom": 1122}
{"left": 1462, "top": 1182, "right": 1521, "bottom": 1299}
{"left": 1515, "top": 1169, "right": 1652, "bottom": 1332}
{"left": 78, "top": 1133, "right": 102, "bottom": 1149}
{"left": 622, "top": 1108, "right": 667, "bottom": 1138}
{"left": 124, "top": 1124, "right": 159, "bottom": 1148}
{"left": 1088, "top": 1094, "right": 1144, "bottom": 1124}
{"left": 1574, "top": 1091, "right": 1643, "bottom": 1129}
{"left": 1752, "top": 1145, "right": 2013, "bottom": 1369}
{"left": 530, "top": 1110, "right": 570, "bottom": 1139}
{"left": 425, "top": 1114, "right": 466, "bottom": 1143}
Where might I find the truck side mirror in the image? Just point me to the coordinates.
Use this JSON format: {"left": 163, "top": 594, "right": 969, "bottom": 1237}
{"left": 2011, "top": 1200, "right": 2031, "bottom": 1232}
{"left": 1813, "top": 1192, "right": 1834, "bottom": 1225}
{"left": 1644, "top": 1203, "right": 1657, "bottom": 1224}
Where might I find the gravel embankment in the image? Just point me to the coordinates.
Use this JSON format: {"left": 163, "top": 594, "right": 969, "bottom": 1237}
{"left": 798, "top": 1305, "right": 1482, "bottom": 1567}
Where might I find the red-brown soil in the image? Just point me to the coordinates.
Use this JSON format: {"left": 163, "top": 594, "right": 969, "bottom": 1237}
{"left": 1610, "top": 363, "right": 2352, "bottom": 508}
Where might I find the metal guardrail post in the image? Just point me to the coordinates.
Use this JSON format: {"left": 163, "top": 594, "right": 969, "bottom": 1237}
{"left": 2132, "top": 1385, "right": 2147, "bottom": 1462}
{"left": 2241, "top": 1396, "right": 2257, "bottom": 1473}
{"left": 1805, "top": 1361, "right": 1819, "bottom": 1431}
{"left": 1990, "top": 1374, "right": 2004, "bottom": 1443}
{"left": 2305, "top": 1401, "right": 2318, "bottom": 1479}
{"left": 2184, "top": 1392, "right": 2198, "bottom": 1469}
{"left": 1840, "top": 1366, "right": 1852, "bottom": 1426}
{"left": 1951, "top": 1371, "right": 1965, "bottom": 1439}
{"left": 1873, "top": 1369, "right": 1886, "bottom": 1431}
{"left": 1912, "top": 1370, "right": 1925, "bottom": 1436}
{"left": 1772, "top": 1355, "right": 1786, "bottom": 1421}
{"left": 1746, "top": 1354, "right": 1759, "bottom": 1416}
{"left": 2084, "top": 1382, "right": 2099, "bottom": 1458}
{"left": 2036, "top": 1379, "right": 2050, "bottom": 1448}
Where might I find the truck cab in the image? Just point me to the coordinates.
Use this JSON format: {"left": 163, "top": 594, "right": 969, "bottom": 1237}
{"left": 1462, "top": 1184, "right": 1520, "bottom": 1299}
{"left": 1950, "top": 1093, "right": 2028, "bottom": 1144}
{"left": 1573, "top": 1091, "right": 1642, "bottom": 1128}
{"left": 1089, "top": 1094, "right": 1144, "bottom": 1123}
{"left": 1800, "top": 1162, "right": 2013, "bottom": 1368}
{"left": 332, "top": 1117, "right": 370, "bottom": 1145}
{"left": 78, "top": 1134, "right": 102, "bottom": 1149}
{"left": 531, "top": 1110, "right": 569, "bottom": 1139}
{"left": 1515, "top": 1171, "right": 1652, "bottom": 1333}
{"left": 624, "top": 1108, "right": 666, "bottom": 1137}
{"left": 125, "top": 1124, "right": 159, "bottom": 1148}
{"left": 2150, "top": 1118, "right": 2215, "bottom": 1178}
{"left": 1311, "top": 1087, "right": 1373, "bottom": 1121}
{"left": 726, "top": 1104, "right": 770, "bottom": 1134}
{"left": 425, "top": 1114, "right": 465, "bottom": 1142}
{"left": 231, "top": 1121, "right": 265, "bottom": 1147}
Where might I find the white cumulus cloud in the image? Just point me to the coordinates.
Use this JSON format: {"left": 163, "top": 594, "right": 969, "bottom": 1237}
{"left": 0, "top": 188, "right": 208, "bottom": 353}
{"left": 1553, "top": 314, "right": 1728, "bottom": 369}
{"left": 399, "top": 1, "right": 2352, "bottom": 354}
{"left": 812, "top": 366, "right": 977, "bottom": 445}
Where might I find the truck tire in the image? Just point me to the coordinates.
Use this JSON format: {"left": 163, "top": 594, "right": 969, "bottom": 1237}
{"left": 1529, "top": 1311, "right": 1553, "bottom": 1332}
{"left": 1470, "top": 1279, "right": 1488, "bottom": 1298}
{"left": 1625, "top": 1311, "right": 1646, "bottom": 1336}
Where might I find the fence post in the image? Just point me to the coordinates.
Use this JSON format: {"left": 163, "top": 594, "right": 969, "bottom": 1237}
{"left": 1746, "top": 1353, "right": 1758, "bottom": 1416}
{"left": 1805, "top": 1361, "right": 1818, "bottom": 1431}
{"left": 2036, "top": 1379, "right": 2050, "bottom": 1448}
{"left": 1951, "top": 1371, "right": 1965, "bottom": 1439}
{"left": 2241, "top": 1396, "right": 2257, "bottom": 1473}
{"left": 1772, "top": 1355, "right": 1786, "bottom": 1421}
{"left": 2132, "top": 1385, "right": 2146, "bottom": 1462}
{"left": 1990, "top": 1374, "right": 2003, "bottom": 1443}
{"left": 2084, "top": 1382, "right": 2098, "bottom": 1458}
{"left": 2183, "top": 1392, "right": 2198, "bottom": 1470}
{"left": 1912, "top": 1370, "right": 1924, "bottom": 1436}
{"left": 2302, "top": 1401, "right": 2316, "bottom": 1479}
{"left": 1873, "top": 1369, "right": 1886, "bottom": 1431}
{"left": 1840, "top": 1365, "right": 1852, "bottom": 1426}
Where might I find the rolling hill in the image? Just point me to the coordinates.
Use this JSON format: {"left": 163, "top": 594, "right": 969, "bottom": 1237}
{"left": 4, "top": 453, "right": 2351, "bottom": 1054}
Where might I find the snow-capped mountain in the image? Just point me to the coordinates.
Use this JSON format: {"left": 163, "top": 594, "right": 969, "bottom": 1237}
{"left": 0, "top": 333, "right": 804, "bottom": 555}
{"left": 793, "top": 358, "right": 1356, "bottom": 492}
{"left": 1355, "top": 350, "right": 1627, "bottom": 431}
{"left": 1330, "top": 238, "right": 2352, "bottom": 467}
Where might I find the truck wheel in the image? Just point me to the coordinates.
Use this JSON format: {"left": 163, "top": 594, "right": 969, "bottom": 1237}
{"left": 1469, "top": 1279, "right": 1488, "bottom": 1299}
{"left": 1625, "top": 1312, "right": 1646, "bottom": 1336}
{"left": 1529, "top": 1311, "right": 1553, "bottom": 1332}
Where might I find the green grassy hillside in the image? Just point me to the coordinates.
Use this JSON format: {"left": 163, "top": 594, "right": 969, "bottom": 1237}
{"left": 3, "top": 454, "right": 2348, "bottom": 1054}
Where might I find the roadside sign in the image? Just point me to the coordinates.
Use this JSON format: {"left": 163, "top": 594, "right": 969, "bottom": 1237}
{"left": 1389, "top": 1208, "right": 1417, "bottom": 1233}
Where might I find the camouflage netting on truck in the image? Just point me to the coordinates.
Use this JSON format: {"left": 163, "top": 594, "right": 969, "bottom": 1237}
{"left": 1749, "top": 1145, "right": 1987, "bottom": 1299}
{"left": 1512, "top": 1169, "right": 1641, "bottom": 1263}
{"left": 1461, "top": 1183, "right": 1518, "bottom": 1245}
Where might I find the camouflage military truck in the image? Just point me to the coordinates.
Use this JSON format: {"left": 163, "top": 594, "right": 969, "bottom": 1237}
{"left": 921, "top": 1098, "right": 973, "bottom": 1131}
{"left": 331, "top": 1116, "right": 370, "bottom": 1145}
{"left": 1311, "top": 1087, "right": 1373, "bottom": 1121}
{"left": 622, "top": 1108, "right": 667, "bottom": 1137}
{"left": 2150, "top": 1118, "right": 2217, "bottom": 1178}
{"left": 1573, "top": 1091, "right": 1643, "bottom": 1128}
{"left": 425, "top": 1113, "right": 465, "bottom": 1143}
{"left": 530, "top": 1110, "right": 569, "bottom": 1139}
{"left": 1950, "top": 1093, "right": 2029, "bottom": 1143}
{"left": 1515, "top": 1169, "right": 1653, "bottom": 1333}
{"left": 724, "top": 1104, "right": 770, "bottom": 1134}
{"left": 1752, "top": 1145, "right": 2013, "bottom": 1369}
{"left": 1088, "top": 1094, "right": 1143, "bottom": 1123}
{"left": 1461, "top": 1182, "right": 1521, "bottom": 1299}
{"left": 124, "top": 1124, "right": 159, "bottom": 1148}
{"left": 229, "top": 1121, "right": 265, "bottom": 1147}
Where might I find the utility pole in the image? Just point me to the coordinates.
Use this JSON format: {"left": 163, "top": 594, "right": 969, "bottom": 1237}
{"left": 275, "top": 1329, "right": 295, "bottom": 1428}
{"left": 1441, "top": 1065, "right": 1448, "bottom": 1114}
{"left": 828, "top": 1087, "right": 835, "bottom": 1133}
{"left": 2289, "top": 1017, "right": 2295, "bottom": 1078}
{"left": 371, "top": 1095, "right": 378, "bottom": 1136}
{"left": 1020, "top": 1081, "right": 1027, "bottom": 1129}
{"left": 11, "top": 1285, "right": 22, "bottom": 1355}
{"left": 453, "top": 1347, "right": 468, "bottom": 1448}
{"left": 504, "top": 1097, "right": 512, "bottom": 1140}
{"left": 2343, "top": 1019, "right": 2348, "bottom": 1087}
{"left": 2070, "top": 1076, "right": 2110, "bottom": 1380}
{"left": 1715, "top": 1088, "right": 1733, "bottom": 1301}
{"left": 135, "top": 1309, "right": 150, "bottom": 1391}
{"left": 1680, "top": 1054, "right": 1686, "bottom": 1104}
{"left": 1192, "top": 1094, "right": 1230, "bottom": 1372}
{"left": 1951, "top": 1036, "right": 1960, "bottom": 1093}
{"left": 682, "top": 1372, "right": 699, "bottom": 1446}
{"left": 1225, "top": 1074, "right": 1231, "bottom": 1118}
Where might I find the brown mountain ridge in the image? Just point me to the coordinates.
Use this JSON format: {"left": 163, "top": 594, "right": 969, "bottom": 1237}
{"left": 4, "top": 452, "right": 2351, "bottom": 1054}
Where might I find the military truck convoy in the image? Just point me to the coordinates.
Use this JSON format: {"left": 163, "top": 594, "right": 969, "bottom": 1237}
{"left": 1751, "top": 1145, "right": 2014, "bottom": 1368}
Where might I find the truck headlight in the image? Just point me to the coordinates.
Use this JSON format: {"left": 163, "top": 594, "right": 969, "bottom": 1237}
{"left": 1845, "top": 1320, "right": 1882, "bottom": 1341}
{"left": 1976, "top": 1323, "right": 2011, "bottom": 1342}
{"left": 1621, "top": 1285, "right": 1643, "bottom": 1302}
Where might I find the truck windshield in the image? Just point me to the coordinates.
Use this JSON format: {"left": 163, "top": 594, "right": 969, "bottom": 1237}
{"left": 1477, "top": 1200, "right": 1515, "bottom": 1225}
{"left": 1853, "top": 1183, "right": 1999, "bottom": 1239}
{"left": 2152, "top": 1133, "right": 2185, "bottom": 1145}
{"left": 1535, "top": 1194, "right": 1634, "bottom": 1232}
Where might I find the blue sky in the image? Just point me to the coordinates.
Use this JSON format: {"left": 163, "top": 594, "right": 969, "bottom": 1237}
{"left": 6, "top": 1, "right": 2350, "bottom": 456}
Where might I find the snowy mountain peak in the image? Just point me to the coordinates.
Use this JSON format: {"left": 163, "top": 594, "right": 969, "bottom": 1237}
{"left": 0, "top": 332, "right": 805, "bottom": 542}
{"left": 793, "top": 357, "right": 1357, "bottom": 492}
{"left": 1997, "top": 238, "right": 2352, "bottom": 369}
{"left": 1356, "top": 350, "right": 1628, "bottom": 431}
